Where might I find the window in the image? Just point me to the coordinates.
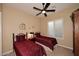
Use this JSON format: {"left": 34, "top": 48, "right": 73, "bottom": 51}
{"left": 48, "top": 19, "right": 64, "bottom": 39}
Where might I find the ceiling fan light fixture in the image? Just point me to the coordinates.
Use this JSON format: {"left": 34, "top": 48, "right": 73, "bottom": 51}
{"left": 42, "top": 11, "right": 46, "bottom": 14}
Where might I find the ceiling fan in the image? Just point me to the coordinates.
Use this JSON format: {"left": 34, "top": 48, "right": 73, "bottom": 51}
{"left": 33, "top": 3, "right": 56, "bottom": 17}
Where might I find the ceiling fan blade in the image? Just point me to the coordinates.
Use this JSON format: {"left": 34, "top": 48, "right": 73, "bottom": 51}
{"left": 42, "top": 3, "right": 45, "bottom": 6}
{"left": 44, "top": 3, "right": 50, "bottom": 10}
{"left": 42, "top": 3, "right": 45, "bottom": 8}
{"left": 46, "top": 10, "right": 55, "bottom": 12}
{"left": 33, "top": 7, "right": 42, "bottom": 11}
{"left": 36, "top": 12, "right": 42, "bottom": 16}
{"left": 44, "top": 13, "right": 47, "bottom": 17}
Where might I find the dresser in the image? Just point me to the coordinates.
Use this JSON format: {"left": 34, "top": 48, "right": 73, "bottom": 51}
{"left": 71, "top": 9, "right": 79, "bottom": 56}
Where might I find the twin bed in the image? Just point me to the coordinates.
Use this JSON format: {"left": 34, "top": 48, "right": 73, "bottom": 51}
{"left": 13, "top": 33, "right": 57, "bottom": 56}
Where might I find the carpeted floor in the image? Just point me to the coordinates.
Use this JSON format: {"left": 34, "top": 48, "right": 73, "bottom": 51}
{"left": 3, "top": 42, "right": 73, "bottom": 56}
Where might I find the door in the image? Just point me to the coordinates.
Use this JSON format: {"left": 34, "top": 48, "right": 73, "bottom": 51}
{"left": 0, "top": 12, "right": 2, "bottom": 55}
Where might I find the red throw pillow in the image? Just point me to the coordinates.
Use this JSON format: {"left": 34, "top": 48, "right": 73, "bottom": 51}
{"left": 16, "top": 34, "right": 25, "bottom": 42}
{"left": 35, "top": 32, "right": 40, "bottom": 37}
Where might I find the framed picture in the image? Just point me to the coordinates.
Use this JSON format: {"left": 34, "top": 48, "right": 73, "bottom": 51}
{"left": 19, "top": 23, "right": 26, "bottom": 30}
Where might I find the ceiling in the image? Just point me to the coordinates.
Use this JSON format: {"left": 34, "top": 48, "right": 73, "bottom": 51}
{"left": 4, "top": 3, "right": 79, "bottom": 17}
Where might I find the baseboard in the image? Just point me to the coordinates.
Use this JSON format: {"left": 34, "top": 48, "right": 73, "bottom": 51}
{"left": 2, "top": 49, "right": 13, "bottom": 56}
{"left": 57, "top": 44, "right": 73, "bottom": 50}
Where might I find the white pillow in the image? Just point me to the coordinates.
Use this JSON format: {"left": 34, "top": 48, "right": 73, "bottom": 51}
{"left": 27, "top": 34, "right": 34, "bottom": 39}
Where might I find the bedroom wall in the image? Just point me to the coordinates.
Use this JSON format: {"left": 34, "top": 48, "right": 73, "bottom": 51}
{"left": 40, "top": 4, "right": 79, "bottom": 49}
{"left": 2, "top": 4, "right": 41, "bottom": 54}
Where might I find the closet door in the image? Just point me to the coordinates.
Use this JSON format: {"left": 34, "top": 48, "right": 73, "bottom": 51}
{"left": 73, "top": 9, "right": 79, "bottom": 56}
{"left": 0, "top": 12, "right": 2, "bottom": 55}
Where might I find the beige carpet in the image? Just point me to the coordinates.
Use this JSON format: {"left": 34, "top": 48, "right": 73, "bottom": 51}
{"left": 3, "top": 42, "right": 73, "bottom": 56}
{"left": 36, "top": 42, "right": 73, "bottom": 56}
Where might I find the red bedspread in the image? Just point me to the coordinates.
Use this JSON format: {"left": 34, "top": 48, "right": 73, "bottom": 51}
{"left": 35, "top": 35, "right": 57, "bottom": 50}
{"left": 14, "top": 40, "right": 46, "bottom": 56}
